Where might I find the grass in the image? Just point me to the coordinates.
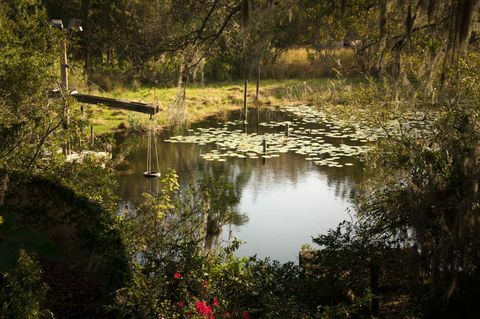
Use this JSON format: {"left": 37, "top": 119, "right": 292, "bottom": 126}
{"left": 80, "top": 77, "right": 364, "bottom": 135}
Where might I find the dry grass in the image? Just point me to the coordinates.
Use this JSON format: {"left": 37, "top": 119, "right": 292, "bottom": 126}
{"left": 278, "top": 48, "right": 311, "bottom": 64}
{"left": 263, "top": 47, "right": 360, "bottom": 79}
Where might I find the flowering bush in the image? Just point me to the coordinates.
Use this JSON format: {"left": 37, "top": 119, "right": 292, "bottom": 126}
{"left": 174, "top": 272, "right": 182, "bottom": 280}
{"left": 166, "top": 267, "right": 252, "bottom": 319}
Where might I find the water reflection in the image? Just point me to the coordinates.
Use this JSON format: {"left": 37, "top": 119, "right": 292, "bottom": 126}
{"left": 114, "top": 108, "right": 363, "bottom": 262}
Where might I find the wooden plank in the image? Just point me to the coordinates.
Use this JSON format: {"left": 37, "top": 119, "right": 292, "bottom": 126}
{"left": 70, "top": 92, "right": 159, "bottom": 115}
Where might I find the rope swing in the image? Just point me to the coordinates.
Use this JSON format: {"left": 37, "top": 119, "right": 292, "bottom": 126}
{"left": 143, "top": 116, "right": 161, "bottom": 178}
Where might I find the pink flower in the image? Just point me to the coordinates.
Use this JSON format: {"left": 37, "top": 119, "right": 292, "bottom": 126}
{"left": 195, "top": 301, "right": 213, "bottom": 318}
{"left": 223, "top": 312, "right": 231, "bottom": 318}
{"left": 176, "top": 300, "right": 185, "bottom": 308}
{"left": 212, "top": 297, "right": 219, "bottom": 307}
{"left": 241, "top": 311, "right": 251, "bottom": 319}
{"left": 173, "top": 272, "right": 182, "bottom": 279}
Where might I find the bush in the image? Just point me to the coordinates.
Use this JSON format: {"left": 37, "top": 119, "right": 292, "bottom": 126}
{"left": 0, "top": 252, "right": 50, "bottom": 318}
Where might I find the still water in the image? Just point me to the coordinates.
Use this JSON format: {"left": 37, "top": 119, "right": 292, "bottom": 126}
{"left": 114, "top": 107, "right": 364, "bottom": 262}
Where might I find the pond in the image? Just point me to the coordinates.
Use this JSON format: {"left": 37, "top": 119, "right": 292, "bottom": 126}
{"left": 114, "top": 105, "right": 369, "bottom": 262}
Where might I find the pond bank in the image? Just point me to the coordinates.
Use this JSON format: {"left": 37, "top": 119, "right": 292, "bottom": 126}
{"left": 84, "top": 78, "right": 363, "bottom": 135}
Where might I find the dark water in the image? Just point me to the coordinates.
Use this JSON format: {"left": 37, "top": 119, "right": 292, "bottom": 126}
{"left": 114, "top": 108, "right": 364, "bottom": 262}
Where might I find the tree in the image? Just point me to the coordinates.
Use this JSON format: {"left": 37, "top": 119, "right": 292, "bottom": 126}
{"left": 0, "top": 0, "right": 67, "bottom": 173}
{"left": 293, "top": 0, "right": 480, "bottom": 87}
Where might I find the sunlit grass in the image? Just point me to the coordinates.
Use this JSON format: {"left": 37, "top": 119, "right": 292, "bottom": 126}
{"left": 82, "top": 77, "right": 364, "bottom": 134}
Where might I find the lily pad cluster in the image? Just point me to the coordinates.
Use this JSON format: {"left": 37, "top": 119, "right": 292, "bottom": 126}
{"left": 278, "top": 105, "right": 430, "bottom": 141}
{"left": 164, "top": 108, "right": 386, "bottom": 168}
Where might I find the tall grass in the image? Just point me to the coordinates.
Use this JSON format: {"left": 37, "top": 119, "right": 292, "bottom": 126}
{"left": 262, "top": 47, "right": 360, "bottom": 79}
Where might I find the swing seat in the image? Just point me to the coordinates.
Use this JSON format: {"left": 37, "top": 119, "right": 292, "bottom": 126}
{"left": 143, "top": 171, "right": 161, "bottom": 178}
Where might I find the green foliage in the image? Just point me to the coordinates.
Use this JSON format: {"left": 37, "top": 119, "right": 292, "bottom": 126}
{"left": 0, "top": 0, "right": 58, "bottom": 106}
{"left": 115, "top": 171, "right": 303, "bottom": 317}
{"left": 309, "top": 222, "right": 373, "bottom": 306}
{"left": 39, "top": 155, "right": 119, "bottom": 211}
{"left": 3, "top": 1, "right": 480, "bottom": 318}
{"left": 211, "top": 254, "right": 308, "bottom": 318}
{"left": 0, "top": 0, "right": 85, "bottom": 172}
{"left": 122, "top": 170, "right": 248, "bottom": 264}
{"left": 316, "top": 293, "right": 374, "bottom": 319}
{"left": 0, "top": 252, "right": 50, "bottom": 319}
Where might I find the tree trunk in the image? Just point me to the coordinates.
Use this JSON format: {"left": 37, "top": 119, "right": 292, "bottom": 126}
{"left": 0, "top": 172, "right": 8, "bottom": 206}
{"left": 376, "top": 0, "right": 388, "bottom": 76}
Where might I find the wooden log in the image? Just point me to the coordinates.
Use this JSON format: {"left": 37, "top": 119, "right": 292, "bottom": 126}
{"left": 70, "top": 92, "right": 159, "bottom": 115}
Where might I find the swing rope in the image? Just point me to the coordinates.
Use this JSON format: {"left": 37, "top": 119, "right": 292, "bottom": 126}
{"left": 143, "top": 115, "right": 161, "bottom": 178}
{"left": 146, "top": 128, "right": 151, "bottom": 173}
{"left": 154, "top": 130, "right": 160, "bottom": 173}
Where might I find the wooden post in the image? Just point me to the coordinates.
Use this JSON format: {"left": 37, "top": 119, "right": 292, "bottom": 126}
{"left": 262, "top": 138, "right": 267, "bottom": 153}
{"left": 90, "top": 125, "right": 95, "bottom": 146}
{"left": 242, "top": 34, "right": 248, "bottom": 125}
{"left": 243, "top": 79, "right": 248, "bottom": 124}
{"left": 242, "top": 77, "right": 248, "bottom": 133}
{"left": 60, "top": 33, "right": 69, "bottom": 155}
{"left": 256, "top": 65, "right": 260, "bottom": 133}
{"left": 256, "top": 65, "right": 260, "bottom": 102}
{"left": 60, "top": 35, "right": 68, "bottom": 90}
{"left": 285, "top": 122, "right": 289, "bottom": 137}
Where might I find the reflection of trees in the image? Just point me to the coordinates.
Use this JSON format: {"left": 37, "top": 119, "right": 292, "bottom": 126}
{"left": 324, "top": 165, "right": 363, "bottom": 201}
{"left": 114, "top": 127, "right": 255, "bottom": 250}
{"left": 182, "top": 177, "right": 249, "bottom": 250}
{"left": 236, "top": 152, "right": 362, "bottom": 203}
